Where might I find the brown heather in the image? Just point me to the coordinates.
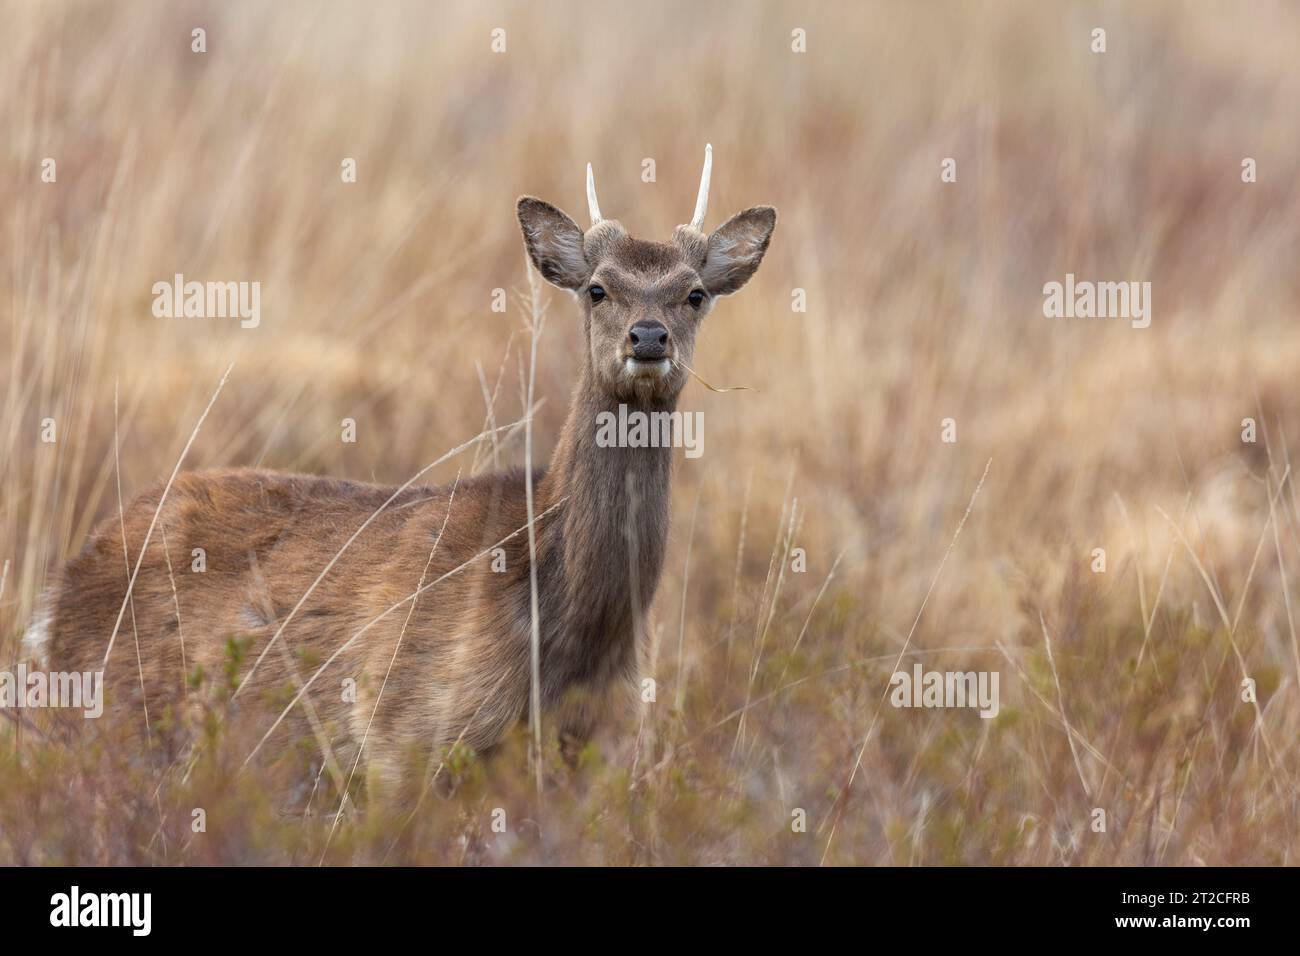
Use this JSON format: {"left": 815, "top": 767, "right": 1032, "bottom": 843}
{"left": 2, "top": 0, "right": 1299, "bottom": 865}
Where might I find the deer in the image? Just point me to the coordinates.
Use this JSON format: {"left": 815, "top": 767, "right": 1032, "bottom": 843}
{"left": 21, "top": 146, "right": 776, "bottom": 803}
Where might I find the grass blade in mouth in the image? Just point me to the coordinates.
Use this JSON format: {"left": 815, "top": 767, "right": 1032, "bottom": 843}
{"left": 673, "top": 357, "right": 754, "bottom": 393}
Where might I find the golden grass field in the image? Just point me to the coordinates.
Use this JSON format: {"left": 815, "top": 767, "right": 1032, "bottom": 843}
{"left": 2, "top": 0, "right": 1299, "bottom": 864}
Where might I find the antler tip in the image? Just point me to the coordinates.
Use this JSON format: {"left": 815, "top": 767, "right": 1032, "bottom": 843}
{"left": 690, "top": 144, "right": 713, "bottom": 231}
{"left": 586, "top": 162, "right": 602, "bottom": 225}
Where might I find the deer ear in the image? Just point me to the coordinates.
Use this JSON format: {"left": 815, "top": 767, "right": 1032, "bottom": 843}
{"left": 517, "top": 197, "right": 588, "bottom": 291}
{"left": 700, "top": 206, "right": 776, "bottom": 297}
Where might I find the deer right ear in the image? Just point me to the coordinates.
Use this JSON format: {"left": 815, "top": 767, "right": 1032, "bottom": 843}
{"left": 517, "top": 198, "right": 588, "bottom": 291}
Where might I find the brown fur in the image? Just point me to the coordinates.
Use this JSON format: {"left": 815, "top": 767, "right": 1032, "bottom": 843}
{"left": 31, "top": 182, "right": 776, "bottom": 800}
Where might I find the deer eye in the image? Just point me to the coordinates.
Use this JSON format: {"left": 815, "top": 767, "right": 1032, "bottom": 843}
{"left": 588, "top": 285, "right": 606, "bottom": 304}
{"left": 687, "top": 289, "right": 706, "bottom": 308}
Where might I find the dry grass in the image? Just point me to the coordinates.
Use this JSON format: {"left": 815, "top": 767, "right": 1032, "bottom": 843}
{"left": 3, "top": 0, "right": 1300, "bottom": 865}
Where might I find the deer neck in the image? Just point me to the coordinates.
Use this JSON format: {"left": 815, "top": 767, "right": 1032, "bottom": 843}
{"left": 536, "top": 366, "right": 676, "bottom": 681}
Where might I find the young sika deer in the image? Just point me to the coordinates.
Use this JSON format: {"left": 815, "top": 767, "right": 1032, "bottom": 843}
{"left": 23, "top": 147, "right": 775, "bottom": 797}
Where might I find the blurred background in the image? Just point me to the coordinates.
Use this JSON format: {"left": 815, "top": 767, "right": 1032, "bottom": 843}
{"left": 2, "top": 0, "right": 1299, "bottom": 864}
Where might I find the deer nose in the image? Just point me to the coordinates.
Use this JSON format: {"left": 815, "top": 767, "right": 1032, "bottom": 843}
{"left": 629, "top": 321, "right": 670, "bottom": 360}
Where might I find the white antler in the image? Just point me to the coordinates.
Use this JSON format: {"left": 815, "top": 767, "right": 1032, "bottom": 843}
{"left": 689, "top": 143, "right": 712, "bottom": 231}
{"left": 586, "top": 162, "right": 602, "bottom": 225}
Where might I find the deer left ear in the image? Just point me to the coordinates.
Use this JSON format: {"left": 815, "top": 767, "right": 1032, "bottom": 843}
{"left": 700, "top": 206, "right": 776, "bottom": 297}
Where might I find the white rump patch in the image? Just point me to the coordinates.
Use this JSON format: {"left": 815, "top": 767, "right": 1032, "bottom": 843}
{"left": 20, "top": 597, "right": 54, "bottom": 666}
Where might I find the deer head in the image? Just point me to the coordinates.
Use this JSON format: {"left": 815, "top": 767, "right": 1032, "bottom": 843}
{"left": 517, "top": 145, "right": 776, "bottom": 403}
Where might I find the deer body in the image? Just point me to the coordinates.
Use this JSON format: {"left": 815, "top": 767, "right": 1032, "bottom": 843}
{"left": 24, "top": 148, "right": 775, "bottom": 794}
